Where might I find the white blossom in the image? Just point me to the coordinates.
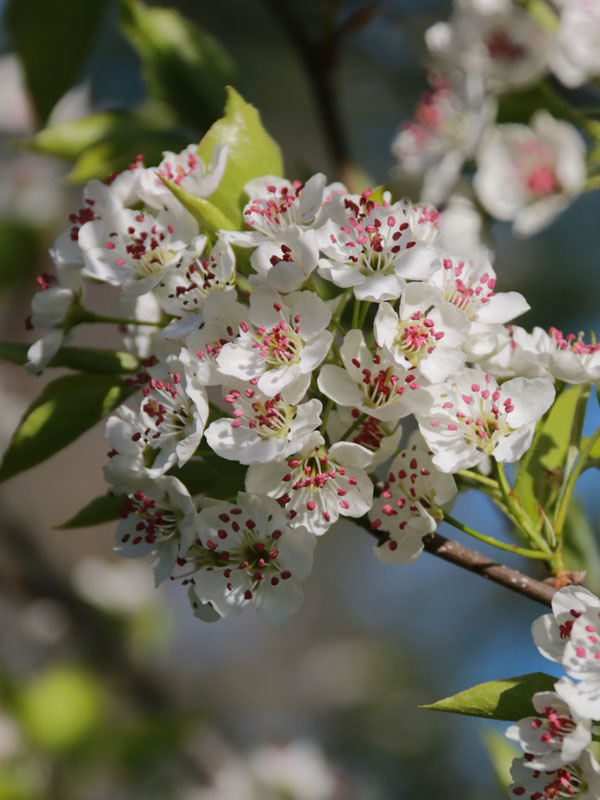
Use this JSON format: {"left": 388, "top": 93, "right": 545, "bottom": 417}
{"left": 326, "top": 408, "right": 402, "bottom": 470}
{"left": 217, "top": 286, "right": 332, "bottom": 397}
{"left": 188, "top": 493, "right": 316, "bottom": 626}
{"left": 114, "top": 476, "right": 198, "bottom": 585}
{"left": 551, "top": 0, "right": 600, "bottom": 88}
{"left": 474, "top": 112, "right": 587, "bottom": 236}
{"left": 245, "top": 432, "right": 373, "bottom": 536}
{"left": 416, "top": 368, "right": 555, "bottom": 472}
{"left": 531, "top": 585, "right": 600, "bottom": 665}
{"left": 506, "top": 680, "right": 592, "bottom": 770}
{"left": 512, "top": 326, "right": 600, "bottom": 384}
{"left": 509, "top": 750, "right": 600, "bottom": 800}
{"left": 369, "top": 431, "right": 457, "bottom": 564}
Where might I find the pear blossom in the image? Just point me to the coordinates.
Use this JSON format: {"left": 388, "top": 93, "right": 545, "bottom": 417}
{"left": 558, "top": 607, "right": 600, "bottom": 719}
{"left": 374, "top": 284, "right": 469, "bottom": 384}
{"left": 391, "top": 78, "right": 496, "bottom": 205}
{"left": 551, "top": 0, "right": 600, "bottom": 88}
{"left": 506, "top": 680, "right": 592, "bottom": 770}
{"left": 78, "top": 204, "right": 199, "bottom": 295}
{"left": 462, "top": 323, "right": 547, "bottom": 379}
{"left": 248, "top": 226, "right": 320, "bottom": 293}
{"left": 216, "top": 286, "right": 332, "bottom": 397}
{"left": 416, "top": 368, "right": 555, "bottom": 472}
{"left": 318, "top": 330, "right": 419, "bottom": 421}
{"left": 426, "top": 3, "right": 550, "bottom": 99}
{"left": 531, "top": 585, "right": 600, "bottom": 665}
{"left": 428, "top": 256, "right": 530, "bottom": 325}
{"left": 138, "top": 143, "right": 228, "bottom": 212}
{"left": 369, "top": 431, "right": 457, "bottom": 564}
{"left": 245, "top": 432, "right": 373, "bottom": 536}
{"left": 474, "top": 112, "right": 587, "bottom": 236}
{"left": 183, "top": 293, "right": 249, "bottom": 385}
{"left": 509, "top": 750, "right": 600, "bottom": 800}
{"left": 205, "top": 382, "right": 322, "bottom": 465}
{"left": 512, "top": 326, "right": 600, "bottom": 384}
{"left": 25, "top": 275, "right": 82, "bottom": 374}
{"left": 326, "top": 408, "right": 402, "bottom": 470}
{"left": 155, "top": 236, "right": 236, "bottom": 338}
{"left": 114, "top": 476, "right": 198, "bottom": 585}
{"left": 317, "top": 195, "right": 439, "bottom": 302}
{"left": 188, "top": 493, "right": 316, "bottom": 626}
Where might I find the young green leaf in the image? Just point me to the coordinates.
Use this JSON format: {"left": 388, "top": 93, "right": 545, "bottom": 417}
{"left": 160, "top": 179, "right": 236, "bottom": 237}
{"left": 196, "top": 86, "right": 284, "bottom": 226}
{"left": 0, "top": 374, "right": 134, "bottom": 483}
{"left": 516, "top": 385, "right": 585, "bottom": 523}
{"left": 118, "top": 0, "right": 234, "bottom": 131}
{"left": 56, "top": 492, "right": 127, "bottom": 530}
{"left": 5, "top": 0, "right": 108, "bottom": 124}
{"left": 421, "top": 672, "right": 557, "bottom": 721}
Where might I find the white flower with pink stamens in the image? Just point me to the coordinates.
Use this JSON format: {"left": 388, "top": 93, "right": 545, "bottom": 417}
{"left": 391, "top": 79, "right": 496, "bottom": 205}
{"left": 463, "top": 323, "right": 546, "bottom": 379}
{"left": 509, "top": 750, "right": 600, "bottom": 800}
{"left": 551, "top": 0, "right": 600, "bottom": 89}
{"left": 114, "top": 475, "right": 197, "bottom": 585}
{"left": 205, "top": 381, "right": 322, "bottom": 465}
{"left": 316, "top": 197, "right": 440, "bottom": 302}
{"left": 369, "top": 431, "right": 457, "bottom": 564}
{"left": 183, "top": 293, "right": 249, "bottom": 385}
{"left": 248, "top": 226, "right": 320, "bottom": 293}
{"left": 416, "top": 367, "right": 555, "bottom": 472}
{"left": 506, "top": 681, "right": 592, "bottom": 770}
{"left": 474, "top": 112, "right": 586, "bottom": 236}
{"left": 25, "top": 273, "right": 82, "bottom": 374}
{"left": 557, "top": 606, "right": 600, "bottom": 720}
{"left": 512, "top": 326, "right": 600, "bottom": 384}
{"left": 245, "top": 432, "right": 374, "bottom": 536}
{"left": 318, "top": 330, "right": 420, "bottom": 421}
{"left": 188, "top": 492, "right": 316, "bottom": 626}
{"left": 426, "top": 4, "right": 550, "bottom": 98}
{"left": 78, "top": 205, "right": 199, "bottom": 296}
{"left": 216, "top": 286, "right": 333, "bottom": 397}
{"left": 155, "top": 236, "right": 236, "bottom": 339}
{"left": 532, "top": 586, "right": 600, "bottom": 666}
{"left": 428, "top": 256, "right": 530, "bottom": 325}
{"left": 326, "top": 408, "right": 403, "bottom": 470}
{"left": 138, "top": 143, "right": 228, "bottom": 212}
{"left": 374, "top": 284, "right": 469, "bottom": 384}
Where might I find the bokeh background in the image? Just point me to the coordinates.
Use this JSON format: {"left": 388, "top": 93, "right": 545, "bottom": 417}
{"left": 0, "top": 0, "right": 599, "bottom": 797}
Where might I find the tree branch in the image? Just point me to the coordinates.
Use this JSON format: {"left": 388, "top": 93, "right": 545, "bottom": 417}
{"left": 422, "top": 532, "right": 557, "bottom": 607}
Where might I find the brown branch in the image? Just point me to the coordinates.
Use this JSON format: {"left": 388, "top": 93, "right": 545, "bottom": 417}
{"left": 422, "top": 532, "right": 558, "bottom": 607}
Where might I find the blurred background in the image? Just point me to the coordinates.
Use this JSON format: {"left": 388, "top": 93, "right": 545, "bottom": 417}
{"left": 0, "top": 0, "right": 599, "bottom": 797}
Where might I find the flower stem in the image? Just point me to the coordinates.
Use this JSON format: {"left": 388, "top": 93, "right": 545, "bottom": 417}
{"left": 457, "top": 469, "right": 500, "bottom": 491}
{"left": 79, "top": 311, "right": 161, "bottom": 327}
{"left": 320, "top": 397, "right": 334, "bottom": 437}
{"left": 340, "top": 412, "right": 367, "bottom": 442}
{"left": 442, "top": 512, "right": 548, "bottom": 559}
{"left": 553, "top": 423, "right": 600, "bottom": 537}
{"left": 494, "top": 461, "right": 552, "bottom": 555}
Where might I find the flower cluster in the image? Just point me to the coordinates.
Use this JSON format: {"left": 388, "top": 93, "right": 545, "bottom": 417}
{"left": 393, "top": 0, "right": 594, "bottom": 235}
{"left": 25, "top": 123, "right": 600, "bottom": 628}
{"left": 506, "top": 586, "right": 600, "bottom": 799}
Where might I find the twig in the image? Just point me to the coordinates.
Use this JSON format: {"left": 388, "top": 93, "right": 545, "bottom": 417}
{"left": 422, "top": 532, "right": 557, "bottom": 606}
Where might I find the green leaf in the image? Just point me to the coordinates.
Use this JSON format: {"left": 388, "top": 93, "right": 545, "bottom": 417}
{"left": 5, "top": 0, "right": 108, "bottom": 125}
{"left": 197, "top": 86, "right": 284, "bottom": 226}
{"left": 481, "top": 728, "right": 520, "bottom": 797}
{"left": 57, "top": 492, "right": 127, "bottom": 530}
{"left": 118, "top": 0, "right": 234, "bottom": 131}
{"left": 160, "top": 178, "right": 236, "bottom": 236}
{"left": 562, "top": 497, "right": 600, "bottom": 590}
{"left": 0, "top": 341, "right": 141, "bottom": 373}
{"left": 18, "top": 110, "right": 190, "bottom": 181}
{"left": 582, "top": 434, "right": 600, "bottom": 471}
{"left": 0, "top": 374, "right": 134, "bottom": 483}
{"left": 516, "top": 385, "right": 584, "bottom": 523}
{"left": 421, "top": 672, "right": 557, "bottom": 721}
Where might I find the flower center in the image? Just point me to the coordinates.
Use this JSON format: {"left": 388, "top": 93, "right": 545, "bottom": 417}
{"left": 439, "top": 259, "right": 496, "bottom": 320}
{"left": 119, "top": 491, "right": 181, "bottom": 546}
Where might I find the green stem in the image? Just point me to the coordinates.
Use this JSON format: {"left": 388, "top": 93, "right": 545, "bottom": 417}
{"left": 351, "top": 299, "right": 361, "bottom": 330}
{"left": 340, "top": 412, "right": 367, "bottom": 442}
{"left": 442, "top": 512, "right": 549, "bottom": 559}
{"left": 585, "top": 174, "right": 600, "bottom": 193}
{"left": 553, "top": 424, "right": 600, "bottom": 537}
{"left": 457, "top": 469, "right": 500, "bottom": 491}
{"left": 79, "top": 311, "right": 161, "bottom": 327}
{"left": 330, "top": 316, "right": 347, "bottom": 337}
{"left": 494, "top": 461, "right": 552, "bottom": 555}
{"left": 357, "top": 301, "right": 370, "bottom": 330}
{"left": 320, "top": 398, "right": 334, "bottom": 437}
{"left": 208, "top": 401, "right": 227, "bottom": 420}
